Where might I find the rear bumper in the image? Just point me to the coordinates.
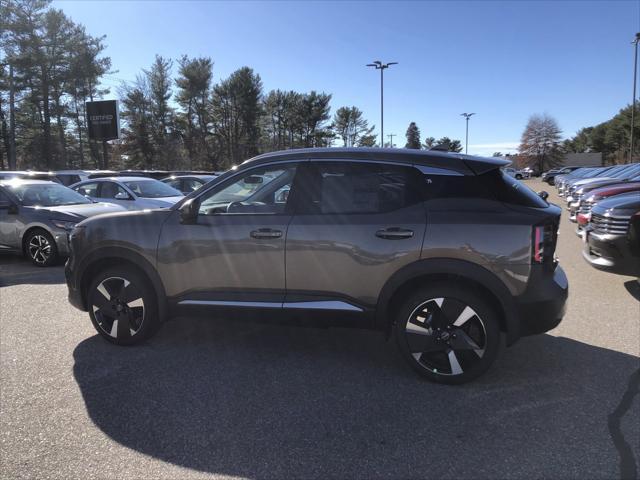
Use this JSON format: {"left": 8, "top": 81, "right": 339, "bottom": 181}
{"left": 582, "top": 230, "right": 640, "bottom": 277}
{"left": 514, "top": 265, "right": 568, "bottom": 337}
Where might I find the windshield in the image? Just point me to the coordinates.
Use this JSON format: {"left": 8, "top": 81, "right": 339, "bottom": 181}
{"left": 123, "top": 180, "right": 182, "bottom": 198}
{"left": 9, "top": 183, "right": 91, "bottom": 207}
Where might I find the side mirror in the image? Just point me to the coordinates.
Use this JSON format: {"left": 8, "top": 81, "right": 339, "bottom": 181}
{"left": 115, "top": 192, "right": 130, "bottom": 200}
{"left": 538, "top": 191, "right": 549, "bottom": 201}
{"left": 179, "top": 198, "right": 199, "bottom": 224}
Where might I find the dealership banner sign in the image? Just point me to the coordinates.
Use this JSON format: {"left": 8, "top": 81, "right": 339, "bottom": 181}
{"left": 86, "top": 100, "right": 120, "bottom": 141}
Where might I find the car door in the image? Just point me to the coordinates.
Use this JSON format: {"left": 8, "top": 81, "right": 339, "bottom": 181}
{"left": 97, "top": 181, "right": 137, "bottom": 210}
{"left": 284, "top": 161, "right": 427, "bottom": 312}
{"left": 0, "top": 188, "right": 20, "bottom": 251}
{"left": 157, "top": 162, "right": 300, "bottom": 306}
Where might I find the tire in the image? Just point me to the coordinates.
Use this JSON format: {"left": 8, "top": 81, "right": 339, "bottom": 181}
{"left": 87, "top": 265, "right": 162, "bottom": 345}
{"left": 25, "top": 229, "right": 59, "bottom": 267}
{"left": 394, "top": 283, "right": 503, "bottom": 385}
{"left": 515, "top": 174, "right": 523, "bottom": 180}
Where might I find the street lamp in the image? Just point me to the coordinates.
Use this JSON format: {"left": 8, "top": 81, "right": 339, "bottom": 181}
{"left": 460, "top": 113, "right": 475, "bottom": 154}
{"left": 367, "top": 60, "right": 398, "bottom": 147}
{"left": 631, "top": 33, "right": 640, "bottom": 163}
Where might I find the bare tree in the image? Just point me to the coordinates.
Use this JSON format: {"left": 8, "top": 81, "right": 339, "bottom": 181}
{"left": 518, "top": 113, "right": 563, "bottom": 173}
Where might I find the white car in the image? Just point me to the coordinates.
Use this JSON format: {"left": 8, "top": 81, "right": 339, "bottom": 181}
{"left": 503, "top": 167, "right": 530, "bottom": 180}
{"left": 70, "top": 176, "right": 184, "bottom": 210}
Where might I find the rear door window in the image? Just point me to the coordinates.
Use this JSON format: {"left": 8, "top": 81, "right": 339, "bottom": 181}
{"left": 294, "top": 162, "right": 422, "bottom": 214}
{"left": 74, "top": 182, "right": 99, "bottom": 197}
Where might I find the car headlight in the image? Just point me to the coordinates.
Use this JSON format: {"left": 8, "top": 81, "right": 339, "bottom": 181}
{"left": 51, "top": 220, "right": 77, "bottom": 231}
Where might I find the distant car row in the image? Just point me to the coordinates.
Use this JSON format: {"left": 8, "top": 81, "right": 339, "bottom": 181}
{"left": 551, "top": 163, "right": 640, "bottom": 277}
{"left": 0, "top": 169, "right": 220, "bottom": 189}
{"left": 0, "top": 171, "right": 221, "bottom": 266}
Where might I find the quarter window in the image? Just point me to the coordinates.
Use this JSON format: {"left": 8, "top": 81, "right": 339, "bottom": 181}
{"left": 295, "top": 162, "right": 422, "bottom": 214}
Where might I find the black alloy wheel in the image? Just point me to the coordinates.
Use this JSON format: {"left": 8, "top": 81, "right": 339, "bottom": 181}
{"left": 25, "top": 229, "right": 58, "bottom": 267}
{"left": 87, "top": 266, "right": 161, "bottom": 345}
{"left": 395, "top": 284, "right": 502, "bottom": 384}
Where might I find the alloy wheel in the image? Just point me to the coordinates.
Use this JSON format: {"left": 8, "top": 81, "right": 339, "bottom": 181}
{"left": 91, "top": 277, "right": 145, "bottom": 339}
{"left": 404, "top": 297, "right": 487, "bottom": 376}
{"left": 28, "top": 234, "right": 52, "bottom": 265}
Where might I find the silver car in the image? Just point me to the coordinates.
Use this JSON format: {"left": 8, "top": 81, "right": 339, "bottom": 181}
{"left": 0, "top": 180, "right": 125, "bottom": 266}
{"left": 70, "top": 177, "right": 184, "bottom": 210}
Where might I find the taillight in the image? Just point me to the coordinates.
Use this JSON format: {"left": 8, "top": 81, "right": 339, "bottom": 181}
{"left": 532, "top": 223, "right": 557, "bottom": 265}
{"left": 533, "top": 226, "right": 544, "bottom": 263}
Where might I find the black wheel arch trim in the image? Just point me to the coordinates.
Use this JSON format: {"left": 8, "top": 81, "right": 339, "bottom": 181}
{"left": 75, "top": 246, "right": 168, "bottom": 322}
{"left": 376, "top": 258, "right": 520, "bottom": 345}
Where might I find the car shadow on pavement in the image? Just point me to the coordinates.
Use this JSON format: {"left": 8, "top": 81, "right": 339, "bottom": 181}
{"left": 624, "top": 279, "right": 640, "bottom": 302}
{"left": 73, "top": 317, "right": 639, "bottom": 479}
{"left": 0, "top": 256, "right": 65, "bottom": 287}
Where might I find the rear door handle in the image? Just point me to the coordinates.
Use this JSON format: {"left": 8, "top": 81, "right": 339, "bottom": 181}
{"left": 375, "top": 228, "right": 414, "bottom": 240}
{"left": 250, "top": 228, "right": 283, "bottom": 239}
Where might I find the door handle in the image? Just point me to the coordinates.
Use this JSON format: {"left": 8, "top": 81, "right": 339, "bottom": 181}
{"left": 375, "top": 228, "right": 414, "bottom": 240}
{"left": 250, "top": 228, "right": 283, "bottom": 239}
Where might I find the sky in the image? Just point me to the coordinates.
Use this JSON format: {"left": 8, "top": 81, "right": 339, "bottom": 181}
{"left": 53, "top": 0, "right": 639, "bottom": 156}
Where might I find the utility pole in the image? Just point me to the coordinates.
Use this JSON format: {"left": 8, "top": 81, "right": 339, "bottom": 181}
{"left": 387, "top": 133, "right": 396, "bottom": 148}
{"left": 367, "top": 61, "right": 398, "bottom": 147}
{"left": 631, "top": 33, "right": 640, "bottom": 163}
{"left": 460, "top": 113, "right": 476, "bottom": 154}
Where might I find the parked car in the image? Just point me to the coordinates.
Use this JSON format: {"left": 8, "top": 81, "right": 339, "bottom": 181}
{"left": 542, "top": 166, "right": 582, "bottom": 186}
{"left": 582, "top": 192, "right": 640, "bottom": 277}
{"left": 564, "top": 164, "right": 640, "bottom": 206}
{"left": 70, "top": 177, "right": 184, "bottom": 210}
{"left": 65, "top": 147, "right": 568, "bottom": 384}
{"left": 556, "top": 167, "right": 606, "bottom": 196}
{"left": 570, "top": 173, "right": 640, "bottom": 223}
{"left": 0, "top": 170, "right": 61, "bottom": 183}
{"left": 161, "top": 174, "right": 218, "bottom": 195}
{"left": 503, "top": 167, "right": 529, "bottom": 180}
{"left": 575, "top": 181, "right": 640, "bottom": 235}
{"left": 0, "top": 179, "right": 125, "bottom": 266}
{"left": 560, "top": 165, "right": 624, "bottom": 198}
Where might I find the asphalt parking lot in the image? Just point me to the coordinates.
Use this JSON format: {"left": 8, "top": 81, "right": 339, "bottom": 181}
{"left": 1, "top": 179, "right": 638, "bottom": 480}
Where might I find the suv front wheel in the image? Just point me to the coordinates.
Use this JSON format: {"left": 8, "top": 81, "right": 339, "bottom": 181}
{"left": 87, "top": 266, "right": 161, "bottom": 345}
{"left": 394, "top": 283, "right": 502, "bottom": 384}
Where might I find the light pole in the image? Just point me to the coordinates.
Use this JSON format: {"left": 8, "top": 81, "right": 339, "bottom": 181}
{"left": 631, "top": 33, "right": 640, "bottom": 163}
{"left": 367, "top": 60, "right": 398, "bottom": 147}
{"left": 460, "top": 113, "right": 475, "bottom": 154}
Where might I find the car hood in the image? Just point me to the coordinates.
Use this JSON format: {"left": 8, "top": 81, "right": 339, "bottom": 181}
{"left": 593, "top": 192, "right": 640, "bottom": 214}
{"left": 27, "top": 202, "right": 127, "bottom": 221}
{"left": 589, "top": 183, "right": 640, "bottom": 201}
{"left": 140, "top": 196, "right": 184, "bottom": 208}
{"left": 571, "top": 177, "right": 616, "bottom": 187}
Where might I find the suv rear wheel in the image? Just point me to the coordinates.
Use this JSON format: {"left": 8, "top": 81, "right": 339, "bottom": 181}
{"left": 87, "top": 266, "right": 161, "bottom": 345}
{"left": 394, "top": 283, "right": 502, "bottom": 384}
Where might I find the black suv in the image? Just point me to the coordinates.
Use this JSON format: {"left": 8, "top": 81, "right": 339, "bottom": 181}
{"left": 66, "top": 148, "right": 568, "bottom": 384}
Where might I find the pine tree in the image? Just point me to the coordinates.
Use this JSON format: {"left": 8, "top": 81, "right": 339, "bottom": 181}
{"left": 405, "top": 122, "right": 421, "bottom": 149}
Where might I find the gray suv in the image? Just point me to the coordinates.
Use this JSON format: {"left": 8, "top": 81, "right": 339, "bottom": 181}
{"left": 65, "top": 148, "right": 568, "bottom": 384}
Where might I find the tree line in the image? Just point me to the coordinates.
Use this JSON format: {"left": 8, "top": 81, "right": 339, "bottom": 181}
{"left": 0, "top": 0, "right": 465, "bottom": 172}
{"left": 517, "top": 105, "right": 636, "bottom": 172}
